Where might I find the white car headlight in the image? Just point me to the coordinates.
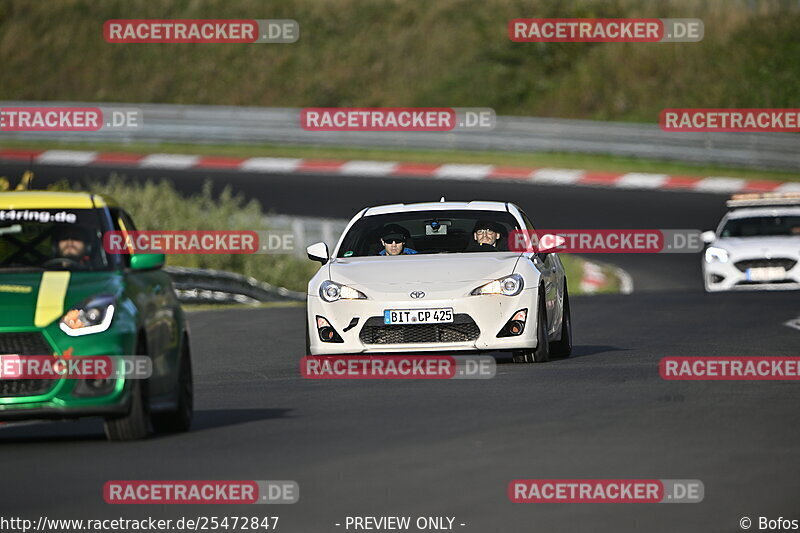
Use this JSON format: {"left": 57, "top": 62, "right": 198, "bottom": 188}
{"left": 59, "top": 294, "right": 116, "bottom": 336}
{"left": 319, "top": 280, "right": 367, "bottom": 302}
{"left": 704, "top": 246, "right": 729, "bottom": 263}
{"left": 471, "top": 274, "right": 524, "bottom": 296}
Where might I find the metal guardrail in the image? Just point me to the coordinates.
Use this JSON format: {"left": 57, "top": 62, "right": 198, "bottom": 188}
{"left": 264, "top": 214, "right": 347, "bottom": 259}
{"left": 1, "top": 101, "right": 798, "bottom": 171}
{"left": 163, "top": 215, "right": 347, "bottom": 304}
{"left": 165, "top": 266, "right": 305, "bottom": 305}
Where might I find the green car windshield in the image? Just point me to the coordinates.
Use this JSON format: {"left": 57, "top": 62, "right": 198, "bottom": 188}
{"left": 0, "top": 208, "right": 112, "bottom": 272}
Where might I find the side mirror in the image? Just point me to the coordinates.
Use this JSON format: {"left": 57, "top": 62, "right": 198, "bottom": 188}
{"left": 538, "top": 234, "right": 567, "bottom": 254}
{"left": 130, "top": 253, "right": 165, "bottom": 270}
{"left": 307, "top": 242, "right": 329, "bottom": 264}
{"left": 701, "top": 231, "right": 716, "bottom": 244}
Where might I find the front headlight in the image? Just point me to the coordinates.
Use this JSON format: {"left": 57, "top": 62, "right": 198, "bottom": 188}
{"left": 704, "top": 246, "right": 729, "bottom": 263}
{"left": 59, "top": 294, "right": 116, "bottom": 336}
{"left": 471, "top": 274, "right": 524, "bottom": 296}
{"left": 319, "top": 280, "right": 367, "bottom": 302}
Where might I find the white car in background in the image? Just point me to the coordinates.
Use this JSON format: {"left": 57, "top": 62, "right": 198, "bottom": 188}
{"left": 702, "top": 193, "right": 800, "bottom": 292}
{"left": 305, "top": 200, "right": 571, "bottom": 363}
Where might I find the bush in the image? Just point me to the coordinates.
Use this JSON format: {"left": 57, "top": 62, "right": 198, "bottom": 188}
{"left": 70, "top": 176, "right": 318, "bottom": 292}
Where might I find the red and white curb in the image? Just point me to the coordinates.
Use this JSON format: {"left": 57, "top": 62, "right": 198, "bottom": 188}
{"left": 1, "top": 148, "right": 799, "bottom": 194}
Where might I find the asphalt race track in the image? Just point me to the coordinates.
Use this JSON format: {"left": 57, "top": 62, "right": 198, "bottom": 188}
{"left": 1, "top": 162, "right": 799, "bottom": 532}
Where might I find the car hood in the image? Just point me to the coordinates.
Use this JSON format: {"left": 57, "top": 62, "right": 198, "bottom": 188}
{"left": 0, "top": 271, "right": 122, "bottom": 328}
{"left": 713, "top": 236, "right": 800, "bottom": 258}
{"left": 328, "top": 252, "right": 522, "bottom": 288}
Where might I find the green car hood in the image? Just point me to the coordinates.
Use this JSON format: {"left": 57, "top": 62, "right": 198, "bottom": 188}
{"left": 0, "top": 271, "right": 123, "bottom": 329}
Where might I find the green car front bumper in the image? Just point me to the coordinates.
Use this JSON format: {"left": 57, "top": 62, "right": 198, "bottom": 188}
{"left": 0, "top": 322, "right": 137, "bottom": 421}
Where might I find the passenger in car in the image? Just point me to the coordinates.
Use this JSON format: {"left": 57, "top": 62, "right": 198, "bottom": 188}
{"left": 466, "top": 221, "right": 504, "bottom": 252}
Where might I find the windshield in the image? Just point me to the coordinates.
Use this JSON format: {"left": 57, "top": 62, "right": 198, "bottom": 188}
{"left": 336, "top": 209, "right": 521, "bottom": 257}
{"left": 720, "top": 215, "right": 800, "bottom": 238}
{"left": 0, "top": 208, "right": 111, "bottom": 271}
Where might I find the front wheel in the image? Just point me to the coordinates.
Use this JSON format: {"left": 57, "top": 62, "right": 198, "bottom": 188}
{"left": 512, "top": 291, "right": 550, "bottom": 363}
{"left": 151, "top": 338, "right": 193, "bottom": 434}
{"left": 550, "top": 288, "right": 572, "bottom": 358}
{"left": 305, "top": 316, "right": 311, "bottom": 355}
{"left": 104, "top": 378, "right": 149, "bottom": 441}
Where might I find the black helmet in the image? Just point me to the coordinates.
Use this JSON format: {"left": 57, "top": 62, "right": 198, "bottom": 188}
{"left": 472, "top": 220, "right": 503, "bottom": 234}
{"left": 380, "top": 224, "right": 410, "bottom": 242}
{"left": 51, "top": 224, "right": 93, "bottom": 257}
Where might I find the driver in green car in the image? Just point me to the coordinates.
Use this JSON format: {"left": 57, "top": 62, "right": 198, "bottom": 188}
{"left": 52, "top": 225, "right": 92, "bottom": 268}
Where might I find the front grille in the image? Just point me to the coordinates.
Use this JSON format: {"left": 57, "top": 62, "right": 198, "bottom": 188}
{"left": 0, "top": 333, "right": 56, "bottom": 397}
{"left": 734, "top": 258, "right": 797, "bottom": 272}
{"left": 359, "top": 314, "right": 480, "bottom": 344}
{"left": 0, "top": 380, "right": 52, "bottom": 397}
{"left": 0, "top": 332, "right": 53, "bottom": 356}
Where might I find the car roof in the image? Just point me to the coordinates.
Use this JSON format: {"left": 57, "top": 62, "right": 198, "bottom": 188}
{"left": 725, "top": 206, "right": 800, "bottom": 219}
{"left": 0, "top": 191, "right": 116, "bottom": 210}
{"left": 363, "top": 200, "right": 510, "bottom": 216}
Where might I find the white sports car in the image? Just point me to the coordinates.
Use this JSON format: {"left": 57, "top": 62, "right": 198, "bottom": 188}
{"left": 702, "top": 193, "right": 800, "bottom": 292}
{"left": 305, "top": 200, "right": 571, "bottom": 363}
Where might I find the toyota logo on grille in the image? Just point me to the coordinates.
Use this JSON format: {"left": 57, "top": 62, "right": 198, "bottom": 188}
{"left": 410, "top": 291, "right": 425, "bottom": 299}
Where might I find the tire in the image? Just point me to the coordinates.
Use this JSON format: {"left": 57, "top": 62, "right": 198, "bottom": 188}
{"left": 305, "top": 315, "right": 311, "bottom": 355}
{"left": 151, "top": 337, "right": 193, "bottom": 434}
{"left": 550, "top": 288, "right": 572, "bottom": 358}
{"left": 104, "top": 375, "right": 149, "bottom": 441}
{"left": 512, "top": 288, "right": 550, "bottom": 363}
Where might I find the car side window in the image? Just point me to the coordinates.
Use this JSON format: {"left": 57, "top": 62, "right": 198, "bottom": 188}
{"left": 516, "top": 210, "right": 541, "bottom": 257}
{"left": 519, "top": 210, "right": 536, "bottom": 231}
{"left": 109, "top": 208, "right": 139, "bottom": 266}
{"left": 119, "top": 211, "right": 139, "bottom": 232}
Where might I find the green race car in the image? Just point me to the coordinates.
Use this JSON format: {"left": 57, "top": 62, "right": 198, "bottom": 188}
{"left": 0, "top": 191, "right": 192, "bottom": 440}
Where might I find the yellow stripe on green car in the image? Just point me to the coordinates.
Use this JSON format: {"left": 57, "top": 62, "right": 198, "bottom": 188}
{"left": 34, "top": 272, "right": 71, "bottom": 327}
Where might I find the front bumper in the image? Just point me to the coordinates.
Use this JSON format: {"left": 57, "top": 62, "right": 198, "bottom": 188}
{"left": 703, "top": 258, "right": 800, "bottom": 292}
{"left": 0, "top": 325, "right": 135, "bottom": 419}
{"left": 307, "top": 288, "right": 541, "bottom": 355}
{"left": 0, "top": 398, "right": 130, "bottom": 421}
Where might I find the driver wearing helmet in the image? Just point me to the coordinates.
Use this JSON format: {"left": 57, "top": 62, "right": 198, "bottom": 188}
{"left": 50, "top": 225, "right": 92, "bottom": 267}
{"left": 378, "top": 224, "right": 418, "bottom": 256}
{"left": 466, "top": 220, "right": 504, "bottom": 252}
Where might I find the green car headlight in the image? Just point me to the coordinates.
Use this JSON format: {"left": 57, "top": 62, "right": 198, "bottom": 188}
{"left": 59, "top": 294, "right": 116, "bottom": 336}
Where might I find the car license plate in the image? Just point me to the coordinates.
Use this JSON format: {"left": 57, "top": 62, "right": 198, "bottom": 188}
{"left": 384, "top": 308, "right": 454, "bottom": 325}
{"left": 746, "top": 267, "right": 786, "bottom": 281}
